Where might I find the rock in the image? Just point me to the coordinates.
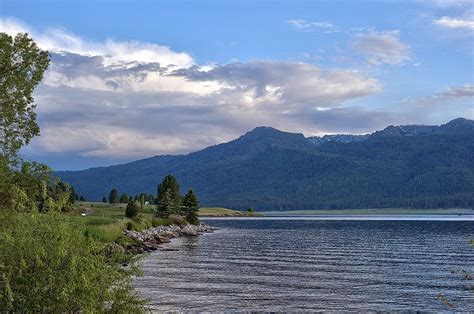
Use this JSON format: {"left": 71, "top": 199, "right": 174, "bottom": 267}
{"left": 123, "top": 223, "right": 219, "bottom": 254}
{"left": 143, "top": 242, "right": 160, "bottom": 251}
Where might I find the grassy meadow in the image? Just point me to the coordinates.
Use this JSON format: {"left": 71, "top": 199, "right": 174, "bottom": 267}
{"left": 64, "top": 202, "right": 257, "bottom": 243}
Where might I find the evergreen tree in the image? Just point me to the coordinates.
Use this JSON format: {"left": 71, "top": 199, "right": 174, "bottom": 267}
{"left": 68, "top": 186, "right": 76, "bottom": 204}
{"left": 102, "top": 196, "right": 107, "bottom": 203}
{"left": 79, "top": 196, "right": 85, "bottom": 201}
{"left": 156, "top": 188, "right": 174, "bottom": 218}
{"left": 108, "top": 189, "right": 119, "bottom": 204}
{"left": 124, "top": 200, "right": 139, "bottom": 218}
{"left": 147, "top": 194, "right": 154, "bottom": 204}
{"left": 183, "top": 189, "right": 200, "bottom": 224}
{"left": 139, "top": 193, "right": 146, "bottom": 208}
{"left": 119, "top": 193, "right": 129, "bottom": 204}
{"left": 157, "top": 175, "right": 181, "bottom": 207}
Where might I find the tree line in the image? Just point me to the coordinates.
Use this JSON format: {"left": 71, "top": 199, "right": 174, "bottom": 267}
{"left": 106, "top": 174, "right": 200, "bottom": 224}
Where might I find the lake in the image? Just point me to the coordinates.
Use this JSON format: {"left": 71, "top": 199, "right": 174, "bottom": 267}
{"left": 134, "top": 218, "right": 474, "bottom": 311}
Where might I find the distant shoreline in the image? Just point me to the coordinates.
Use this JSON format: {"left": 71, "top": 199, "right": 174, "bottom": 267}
{"left": 201, "top": 215, "right": 474, "bottom": 221}
{"left": 261, "top": 208, "right": 474, "bottom": 216}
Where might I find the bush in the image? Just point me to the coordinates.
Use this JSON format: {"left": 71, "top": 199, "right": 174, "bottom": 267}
{"left": 0, "top": 212, "right": 144, "bottom": 312}
{"left": 124, "top": 201, "right": 139, "bottom": 219}
{"left": 151, "top": 217, "right": 169, "bottom": 227}
{"left": 168, "top": 214, "right": 188, "bottom": 227}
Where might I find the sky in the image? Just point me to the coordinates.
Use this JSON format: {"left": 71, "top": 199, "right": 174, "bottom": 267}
{"left": 1, "top": 0, "right": 473, "bottom": 170}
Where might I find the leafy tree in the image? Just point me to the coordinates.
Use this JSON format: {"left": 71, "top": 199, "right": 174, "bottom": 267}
{"left": 79, "top": 196, "right": 85, "bottom": 202}
{"left": 0, "top": 33, "right": 50, "bottom": 161}
{"left": 0, "top": 212, "right": 144, "bottom": 311}
{"left": 247, "top": 206, "right": 254, "bottom": 212}
{"left": 108, "top": 189, "right": 119, "bottom": 204}
{"left": 119, "top": 194, "right": 129, "bottom": 204}
{"left": 156, "top": 188, "right": 174, "bottom": 218}
{"left": 102, "top": 196, "right": 107, "bottom": 203}
{"left": 124, "top": 200, "right": 139, "bottom": 218}
{"left": 183, "top": 189, "right": 199, "bottom": 224}
{"left": 157, "top": 175, "right": 181, "bottom": 207}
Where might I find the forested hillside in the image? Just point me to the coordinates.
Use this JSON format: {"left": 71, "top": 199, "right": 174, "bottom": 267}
{"left": 56, "top": 118, "right": 474, "bottom": 210}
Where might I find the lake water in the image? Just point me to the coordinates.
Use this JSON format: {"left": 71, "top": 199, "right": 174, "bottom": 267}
{"left": 134, "top": 218, "right": 474, "bottom": 311}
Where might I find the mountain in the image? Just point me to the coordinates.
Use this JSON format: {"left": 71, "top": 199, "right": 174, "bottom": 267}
{"left": 56, "top": 118, "right": 474, "bottom": 210}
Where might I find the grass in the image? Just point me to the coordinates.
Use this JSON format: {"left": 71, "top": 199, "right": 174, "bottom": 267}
{"left": 64, "top": 201, "right": 159, "bottom": 243}
{"left": 198, "top": 207, "right": 262, "bottom": 217}
{"left": 262, "top": 208, "right": 474, "bottom": 216}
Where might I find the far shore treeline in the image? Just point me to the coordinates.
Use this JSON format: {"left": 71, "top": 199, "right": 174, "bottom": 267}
{"left": 107, "top": 175, "right": 200, "bottom": 224}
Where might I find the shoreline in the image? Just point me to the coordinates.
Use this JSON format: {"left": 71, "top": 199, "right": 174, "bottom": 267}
{"left": 202, "top": 215, "right": 474, "bottom": 221}
{"left": 123, "top": 223, "right": 219, "bottom": 254}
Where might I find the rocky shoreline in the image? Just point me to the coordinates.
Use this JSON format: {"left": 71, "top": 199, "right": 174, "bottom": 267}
{"left": 123, "top": 224, "right": 219, "bottom": 254}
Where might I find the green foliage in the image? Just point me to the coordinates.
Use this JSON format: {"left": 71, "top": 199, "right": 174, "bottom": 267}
{"left": 124, "top": 200, "right": 139, "bottom": 219}
{"left": 126, "top": 215, "right": 152, "bottom": 231}
{"left": 0, "top": 33, "right": 50, "bottom": 161}
{"left": 119, "top": 193, "right": 129, "bottom": 204}
{"left": 157, "top": 175, "right": 181, "bottom": 207}
{"left": 0, "top": 157, "right": 75, "bottom": 213}
{"left": 0, "top": 212, "right": 144, "bottom": 312}
{"left": 247, "top": 206, "right": 254, "bottom": 212}
{"left": 108, "top": 188, "right": 119, "bottom": 204}
{"left": 102, "top": 196, "right": 107, "bottom": 203}
{"left": 168, "top": 214, "right": 187, "bottom": 227}
{"left": 183, "top": 189, "right": 199, "bottom": 224}
{"left": 156, "top": 188, "right": 174, "bottom": 218}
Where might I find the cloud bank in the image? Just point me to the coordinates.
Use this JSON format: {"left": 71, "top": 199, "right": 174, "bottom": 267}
{"left": 1, "top": 17, "right": 471, "bottom": 168}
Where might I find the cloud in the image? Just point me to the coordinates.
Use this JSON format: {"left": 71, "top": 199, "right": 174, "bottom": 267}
{"left": 286, "top": 19, "right": 338, "bottom": 33}
{"left": 433, "top": 16, "right": 474, "bottom": 29}
{"left": 30, "top": 54, "right": 381, "bottom": 159}
{"left": 0, "top": 17, "right": 194, "bottom": 68}
{"left": 352, "top": 30, "right": 411, "bottom": 65}
{"left": 403, "top": 84, "right": 474, "bottom": 107}
{"left": 5, "top": 17, "right": 467, "bottom": 168}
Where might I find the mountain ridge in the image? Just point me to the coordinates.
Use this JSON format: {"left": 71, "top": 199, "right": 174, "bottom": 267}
{"left": 56, "top": 118, "right": 474, "bottom": 210}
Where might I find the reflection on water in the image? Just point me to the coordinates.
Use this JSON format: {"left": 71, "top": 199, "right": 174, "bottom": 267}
{"left": 134, "top": 219, "right": 474, "bottom": 311}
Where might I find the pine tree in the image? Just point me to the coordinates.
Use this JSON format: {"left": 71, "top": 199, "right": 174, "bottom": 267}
{"left": 108, "top": 189, "right": 119, "bottom": 204}
{"left": 156, "top": 188, "right": 174, "bottom": 218}
{"left": 68, "top": 186, "right": 76, "bottom": 204}
{"left": 183, "top": 189, "right": 200, "bottom": 224}
{"left": 125, "top": 200, "right": 139, "bottom": 218}
{"left": 139, "top": 193, "right": 146, "bottom": 208}
{"left": 119, "top": 193, "right": 129, "bottom": 204}
{"left": 157, "top": 175, "right": 181, "bottom": 207}
{"left": 102, "top": 196, "right": 107, "bottom": 203}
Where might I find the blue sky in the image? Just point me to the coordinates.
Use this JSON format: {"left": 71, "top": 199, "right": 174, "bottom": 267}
{"left": 1, "top": 0, "right": 473, "bottom": 170}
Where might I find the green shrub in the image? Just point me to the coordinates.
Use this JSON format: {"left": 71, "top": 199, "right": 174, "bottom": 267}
{"left": 125, "top": 201, "right": 139, "bottom": 219}
{"left": 0, "top": 212, "right": 144, "bottom": 312}
{"left": 168, "top": 214, "right": 188, "bottom": 227}
{"left": 151, "top": 217, "right": 170, "bottom": 227}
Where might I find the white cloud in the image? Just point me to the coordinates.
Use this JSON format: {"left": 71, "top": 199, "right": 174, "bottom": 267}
{"left": 7, "top": 17, "right": 463, "bottom": 163}
{"left": 352, "top": 30, "right": 411, "bottom": 65}
{"left": 286, "top": 19, "right": 338, "bottom": 33}
{"left": 0, "top": 17, "right": 194, "bottom": 68}
{"left": 433, "top": 16, "right": 474, "bottom": 29}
